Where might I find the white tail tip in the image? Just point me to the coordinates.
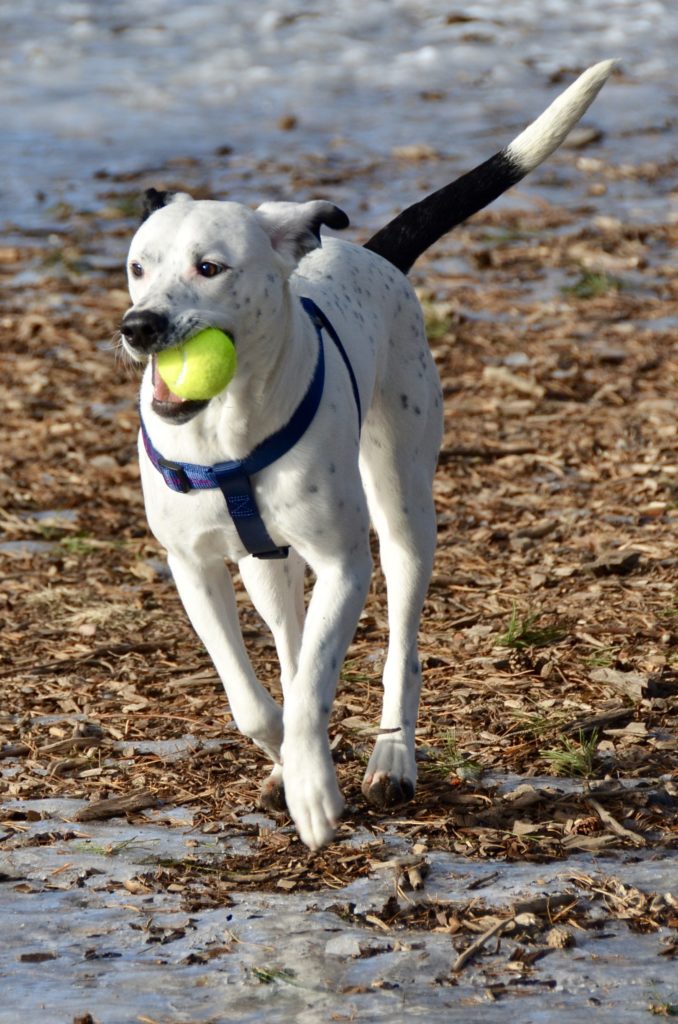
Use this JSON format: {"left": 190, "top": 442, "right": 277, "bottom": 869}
{"left": 507, "top": 59, "right": 618, "bottom": 172}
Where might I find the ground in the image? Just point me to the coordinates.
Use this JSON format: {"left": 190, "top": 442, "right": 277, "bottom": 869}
{"left": 0, "top": 147, "right": 676, "bottom": 1021}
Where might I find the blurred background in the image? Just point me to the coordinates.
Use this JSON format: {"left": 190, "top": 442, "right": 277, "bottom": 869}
{"left": 1, "top": 0, "right": 676, "bottom": 235}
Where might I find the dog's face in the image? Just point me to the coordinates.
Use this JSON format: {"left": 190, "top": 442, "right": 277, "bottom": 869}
{"left": 121, "top": 193, "right": 348, "bottom": 423}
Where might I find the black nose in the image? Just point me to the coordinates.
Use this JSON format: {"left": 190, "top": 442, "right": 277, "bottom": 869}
{"left": 121, "top": 310, "right": 170, "bottom": 353}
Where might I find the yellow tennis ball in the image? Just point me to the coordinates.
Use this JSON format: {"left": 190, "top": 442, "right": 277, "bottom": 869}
{"left": 156, "top": 328, "right": 237, "bottom": 400}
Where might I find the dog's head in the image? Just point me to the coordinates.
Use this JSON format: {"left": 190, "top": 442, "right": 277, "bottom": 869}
{"left": 120, "top": 190, "right": 348, "bottom": 423}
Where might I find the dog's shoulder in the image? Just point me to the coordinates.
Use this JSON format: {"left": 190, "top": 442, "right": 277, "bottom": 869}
{"left": 293, "top": 236, "right": 408, "bottom": 294}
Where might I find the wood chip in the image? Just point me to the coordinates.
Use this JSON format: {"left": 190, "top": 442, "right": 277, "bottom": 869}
{"left": 589, "top": 667, "right": 652, "bottom": 701}
{"left": 72, "top": 791, "right": 159, "bottom": 822}
{"left": 546, "top": 925, "right": 576, "bottom": 948}
{"left": 585, "top": 550, "right": 642, "bottom": 576}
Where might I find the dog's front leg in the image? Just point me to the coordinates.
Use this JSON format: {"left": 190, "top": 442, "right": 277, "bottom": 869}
{"left": 281, "top": 551, "right": 372, "bottom": 850}
{"left": 167, "top": 552, "right": 284, "bottom": 764}
{"left": 238, "top": 550, "right": 305, "bottom": 812}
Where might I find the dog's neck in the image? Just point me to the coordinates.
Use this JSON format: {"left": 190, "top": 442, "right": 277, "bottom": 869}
{"left": 139, "top": 286, "right": 317, "bottom": 466}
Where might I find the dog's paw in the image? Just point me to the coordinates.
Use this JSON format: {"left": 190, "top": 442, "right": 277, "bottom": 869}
{"left": 362, "top": 735, "right": 416, "bottom": 809}
{"left": 282, "top": 747, "right": 344, "bottom": 850}
{"left": 295, "top": 791, "right": 344, "bottom": 850}
{"left": 258, "top": 765, "right": 287, "bottom": 813}
{"left": 362, "top": 770, "right": 415, "bottom": 808}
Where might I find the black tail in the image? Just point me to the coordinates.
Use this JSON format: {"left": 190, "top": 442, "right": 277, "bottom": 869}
{"left": 364, "top": 59, "right": 616, "bottom": 274}
{"left": 364, "top": 151, "right": 522, "bottom": 274}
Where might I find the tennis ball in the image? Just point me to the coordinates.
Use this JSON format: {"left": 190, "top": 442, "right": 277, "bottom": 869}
{"left": 156, "top": 328, "right": 237, "bottom": 400}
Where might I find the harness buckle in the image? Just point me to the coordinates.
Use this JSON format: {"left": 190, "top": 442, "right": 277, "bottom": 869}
{"left": 255, "top": 545, "right": 290, "bottom": 560}
{"left": 157, "top": 457, "right": 192, "bottom": 494}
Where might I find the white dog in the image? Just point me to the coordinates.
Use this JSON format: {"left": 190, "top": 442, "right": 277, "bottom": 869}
{"left": 121, "top": 62, "right": 613, "bottom": 849}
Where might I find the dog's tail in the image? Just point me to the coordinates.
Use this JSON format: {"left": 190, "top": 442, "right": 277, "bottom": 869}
{"left": 363, "top": 59, "right": 616, "bottom": 274}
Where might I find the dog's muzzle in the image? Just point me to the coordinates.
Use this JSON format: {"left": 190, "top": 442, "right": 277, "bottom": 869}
{"left": 121, "top": 308, "right": 209, "bottom": 423}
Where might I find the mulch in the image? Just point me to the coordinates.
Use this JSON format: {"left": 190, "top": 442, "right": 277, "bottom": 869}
{"left": 1, "top": 155, "right": 676, "bottom": 927}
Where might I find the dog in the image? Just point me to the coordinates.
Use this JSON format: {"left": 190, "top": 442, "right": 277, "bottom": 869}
{"left": 120, "top": 61, "right": 613, "bottom": 850}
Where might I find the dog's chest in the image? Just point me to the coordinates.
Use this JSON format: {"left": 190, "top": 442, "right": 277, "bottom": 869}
{"left": 139, "top": 423, "right": 361, "bottom": 566}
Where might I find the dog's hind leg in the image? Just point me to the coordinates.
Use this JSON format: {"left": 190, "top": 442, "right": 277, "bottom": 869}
{"left": 358, "top": 344, "right": 443, "bottom": 808}
{"left": 167, "top": 552, "right": 285, "bottom": 765}
{"left": 238, "top": 550, "right": 306, "bottom": 811}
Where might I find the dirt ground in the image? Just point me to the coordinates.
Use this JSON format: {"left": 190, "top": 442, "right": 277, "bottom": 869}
{"left": 1, "top": 148, "right": 677, "bottom": 1019}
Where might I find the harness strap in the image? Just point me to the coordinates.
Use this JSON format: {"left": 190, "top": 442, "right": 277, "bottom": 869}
{"left": 299, "top": 297, "right": 362, "bottom": 425}
{"left": 140, "top": 297, "right": 360, "bottom": 559}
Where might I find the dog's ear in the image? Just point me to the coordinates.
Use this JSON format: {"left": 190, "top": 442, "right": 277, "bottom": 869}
{"left": 255, "top": 200, "right": 349, "bottom": 268}
{"left": 139, "top": 188, "right": 192, "bottom": 224}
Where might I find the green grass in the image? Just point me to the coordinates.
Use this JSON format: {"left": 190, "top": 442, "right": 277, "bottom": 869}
{"left": 510, "top": 709, "right": 571, "bottom": 739}
{"left": 424, "top": 730, "right": 483, "bottom": 780}
{"left": 45, "top": 201, "right": 76, "bottom": 221}
{"left": 421, "top": 302, "right": 454, "bottom": 342}
{"left": 540, "top": 730, "right": 599, "bottom": 777}
{"left": 32, "top": 523, "right": 124, "bottom": 556}
{"left": 251, "top": 967, "right": 299, "bottom": 986}
{"left": 72, "top": 837, "right": 159, "bottom": 857}
{"left": 562, "top": 269, "right": 624, "bottom": 299}
{"left": 497, "top": 604, "right": 567, "bottom": 650}
{"left": 340, "top": 669, "right": 372, "bottom": 683}
{"left": 581, "top": 645, "right": 620, "bottom": 668}
{"left": 59, "top": 534, "right": 99, "bottom": 556}
{"left": 647, "top": 993, "right": 678, "bottom": 1017}
{"left": 340, "top": 656, "right": 377, "bottom": 684}
{"left": 657, "top": 595, "right": 678, "bottom": 620}
{"left": 41, "top": 246, "right": 90, "bottom": 275}
{"left": 110, "top": 192, "right": 145, "bottom": 219}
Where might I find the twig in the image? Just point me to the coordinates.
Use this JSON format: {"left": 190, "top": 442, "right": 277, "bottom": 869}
{"left": 72, "top": 790, "right": 159, "bottom": 822}
{"left": 370, "top": 854, "right": 426, "bottom": 871}
{"left": 452, "top": 916, "right": 514, "bottom": 971}
{"left": 40, "top": 736, "right": 104, "bottom": 755}
{"left": 587, "top": 797, "right": 646, "bottom": 847}
{"left": 512, "top": 893, "right": 578, "bottom": 917}
{"left": 465, "top": 870, "right": 501, "bottom": 891}
{"left": 0, "top": 743, "right": 30, "bottom": 759}
{"left": 365, "top": 914, "right": 392, "bottom": 933}
{"left": 561, "top": 707, "right": 632, "bottom": 737}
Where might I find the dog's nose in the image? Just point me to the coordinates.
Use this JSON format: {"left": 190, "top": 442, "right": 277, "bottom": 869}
{"left": 120, "top": 310, "right": 170, "bottom": 353}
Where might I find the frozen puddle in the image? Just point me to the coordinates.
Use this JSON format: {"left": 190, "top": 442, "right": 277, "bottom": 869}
{"left": 1, "top": 798, "right": 676, "bottom": 1023}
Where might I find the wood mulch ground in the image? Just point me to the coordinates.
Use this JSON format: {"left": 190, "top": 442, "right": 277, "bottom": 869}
{"left": 1, "top": 165, "right": 676, "bottom": 923}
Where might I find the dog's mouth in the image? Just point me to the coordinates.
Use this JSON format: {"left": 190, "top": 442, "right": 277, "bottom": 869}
{"left": 150, "top": 356, "right": 209, "bottom": 423}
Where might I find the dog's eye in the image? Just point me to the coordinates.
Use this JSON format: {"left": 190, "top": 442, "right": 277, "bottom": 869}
{"left": 196, "top": 261, "right": 226, "bottom": 279}
{"left": 130, "top": 261, "right": 144, "bottom": 279}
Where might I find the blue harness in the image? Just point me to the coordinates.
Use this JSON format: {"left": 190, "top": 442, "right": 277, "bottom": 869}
{"left": 140, "top": 297, "right": 361, "bottom": 560}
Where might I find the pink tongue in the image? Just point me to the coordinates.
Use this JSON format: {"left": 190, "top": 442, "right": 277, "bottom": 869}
{"left": 152, "top": 356, "right": 184, "bottom": 404}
